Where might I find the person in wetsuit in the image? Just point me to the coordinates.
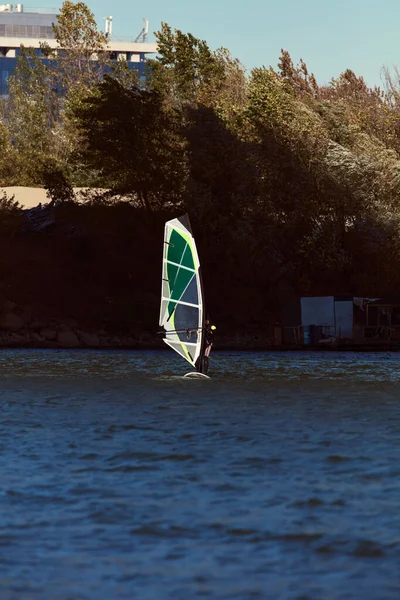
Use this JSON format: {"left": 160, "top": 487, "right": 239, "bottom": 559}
{"left": 202, "top": 319, "right": 216, "bottom": 375}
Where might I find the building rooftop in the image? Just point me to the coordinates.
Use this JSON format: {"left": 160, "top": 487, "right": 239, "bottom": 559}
{"left": 0, "top": 5, "right": 157, "bottom": 54}
{"left": 0, "top": 5, "right": 157, "bottom": 49}
{"left": 0, "top": 5, "right": 58, "bottom": 14}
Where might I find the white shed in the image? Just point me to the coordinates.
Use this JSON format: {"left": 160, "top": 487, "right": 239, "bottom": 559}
{"left": 300, "top": 296, "right": 354, "bottom": 339}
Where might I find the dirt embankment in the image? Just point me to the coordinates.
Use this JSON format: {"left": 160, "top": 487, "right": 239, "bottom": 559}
{"left": 0, "top": 201, "right": 272, "bottom": 350}
{"left": 0, "top": 203, "right": 161, "bottom": 347}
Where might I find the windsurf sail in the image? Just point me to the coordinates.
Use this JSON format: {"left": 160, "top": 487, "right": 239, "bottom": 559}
{"left": 159, "top": 214, "right": 205, "bottom": 371}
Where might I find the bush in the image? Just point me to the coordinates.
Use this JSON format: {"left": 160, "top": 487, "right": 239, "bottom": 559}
{"left": 0, "top": 191, "right": 22, "bottom": 234}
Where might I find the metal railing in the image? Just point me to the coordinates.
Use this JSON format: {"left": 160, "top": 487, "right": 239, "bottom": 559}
{"left": 363, "top": 325, "right": 400, "bottom": 341}
{"left": 22, "top": 7, "right": 58, "bottom": 14}
{"left": 283, "top": 325, "right": 338, "bottom": 345}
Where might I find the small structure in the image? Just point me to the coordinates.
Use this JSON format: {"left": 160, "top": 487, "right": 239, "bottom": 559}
{"left": 282, "top": 295, "right": 375, "bottom": 346}
{"left": 364, "top": 296, "right": 400, "bottom": 342}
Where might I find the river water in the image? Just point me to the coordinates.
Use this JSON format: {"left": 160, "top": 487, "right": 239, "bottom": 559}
{"left": 1, "top": 349, "right": 399, "bottom": 599}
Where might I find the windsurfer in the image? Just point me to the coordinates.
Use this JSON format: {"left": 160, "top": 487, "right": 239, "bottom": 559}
{"left": 202, "top": 319, "right": 216, "bottom": 375}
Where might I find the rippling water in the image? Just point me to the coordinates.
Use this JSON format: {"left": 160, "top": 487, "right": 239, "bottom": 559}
{"left": 1, "top": 349, "right": 400, "bottom": 599}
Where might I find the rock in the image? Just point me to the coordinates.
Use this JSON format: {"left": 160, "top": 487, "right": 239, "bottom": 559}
{"left": 30, "top": 320, "right": 49, "bottom": 331}
{"left": 20, "top": 309, "right": 33, "bottom": 324}
{"left": 0, "top": 332, "right": 11, "bottom": 344}
{"left": 57, "top": 331, "right": 80, "bottom": 347}
{"left": 76, "top": 330, "right": 100, "bottom": 347}
{"left": 7, "top": 332, "right": 24, "bottom": 344}
{"left": 119, "top": 335, "right": 135, "bottom": 347}
{"left": 2, "top": 300, "right": 16, "bottom": 312}
{"left": 63, "top": 318, "right": 79, "bottom": 328}
{"left": 41, "top": 328, "right": 57, "bottom": 341}
{"left": 31, "top": 332, "right": 45, "bottom": 343}
{"left": 140, "top": 331, "right": 152, "bottom": 343}
{"left": 0, "top": 312, "right": 24, "bottom": 331}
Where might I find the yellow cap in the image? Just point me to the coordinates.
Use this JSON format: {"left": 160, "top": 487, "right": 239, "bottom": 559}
{"left": 211, "top": 325, "right": 216, "bottom": 330}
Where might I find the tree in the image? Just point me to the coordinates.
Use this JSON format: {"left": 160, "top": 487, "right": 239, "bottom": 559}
{"left": 0, "top": 191, "right": 21, "bottom": 235}
{"left": 42, "top": 159, "right": 75, "bottom": 204}
{"left": 277, "top": 49, "right": 319, "bottom": 98}
{"left": 4, "top": 46, "right": 61, "bottom": 185}
{"left": 38, "top": 1, "right": 113, "bottom": 186}
{"left": 148, "top": 23, "right": 245, "bottom": 110}
{"left": 72, "top": 75, "right": 186, "bottom": 209}
{"left": 50, "top": 0, "right": 110, "bottom": 98}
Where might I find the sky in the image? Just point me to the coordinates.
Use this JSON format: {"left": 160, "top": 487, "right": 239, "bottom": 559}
{"left": 39, "top": 0, "right": 400, "bottom": 87}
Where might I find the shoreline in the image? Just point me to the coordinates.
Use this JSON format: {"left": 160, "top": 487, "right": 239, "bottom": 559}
{"left": 0, "top": 296, "right": 395, "bottom": 353}
{"left": 0, "top": 340, "right": 399, "bottom": 352}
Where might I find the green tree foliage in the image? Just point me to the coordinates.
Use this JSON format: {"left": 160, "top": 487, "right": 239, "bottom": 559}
{"left": 46, "top": 0, "right": 112, "bottom": 175}
{"left": 72, "top": 76, "right": 186, "bottom": 209}
{"left": 42, "top": 159, "right": 76, "bottom": 204}
{"left": 50, "top": 0, "right": 109, "bottom": 98}
{"left": 148, "top": 23, "right": 245, "bottom": 110}
{"left": 1, "top": 1, "right": 111, "bottom": 187}
{"left": 0, "top": 191, "right": 21, "bottom": 234}
{"left": 5, "top": 7, "right": 400, "bottom": 323}
{"left": 67, "top": 22, "right": 400, "bottom": 309}
{"left": 0, "top": 116, "right": 14, "bottom": 185}
{"left": 4, "top": 47, "right": 61, "bottom": 185}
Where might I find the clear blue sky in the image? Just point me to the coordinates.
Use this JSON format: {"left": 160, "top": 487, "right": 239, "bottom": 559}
{"left": 44, "top": 0, "right": 400, "bottom": 87}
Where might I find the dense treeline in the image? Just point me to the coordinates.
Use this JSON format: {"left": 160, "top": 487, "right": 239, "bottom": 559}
{"left": 2, "top": 1, "right": 400, "bottom": 333}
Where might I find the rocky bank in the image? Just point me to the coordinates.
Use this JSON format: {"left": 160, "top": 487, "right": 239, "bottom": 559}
{"left": 0, "top": 297, "right": 153, "bottom": 348}
{"left": 0, "top": 201, "right": 276, "bottom": 350}
{"left": 0, "top": 296, "right": 273, "bottom": 351}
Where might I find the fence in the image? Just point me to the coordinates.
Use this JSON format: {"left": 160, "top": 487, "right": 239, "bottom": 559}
{"left": 283, "top": 325, "right": 337, "bottom": 345}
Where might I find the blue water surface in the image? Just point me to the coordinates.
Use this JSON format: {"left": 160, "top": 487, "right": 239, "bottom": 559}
{"left": 0, "top": 349, "right": 399, "bottom": 599}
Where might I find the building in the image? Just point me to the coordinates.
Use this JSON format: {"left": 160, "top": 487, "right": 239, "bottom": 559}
{"left": 281, "top": 295, "right": 400, "bottom": 346}
{"left": 0, "top": 4, "right": 157, "bottom": 95}
{"left": 283, "top": 295, "right": 355, "bottom": 345}
{"left": 364, "top": 296, "right": 400, "bottom": 342}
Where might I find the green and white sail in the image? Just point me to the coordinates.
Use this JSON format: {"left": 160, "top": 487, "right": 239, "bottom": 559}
{"left": 159, "top": 214, "right": 205, "bottom": 370}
